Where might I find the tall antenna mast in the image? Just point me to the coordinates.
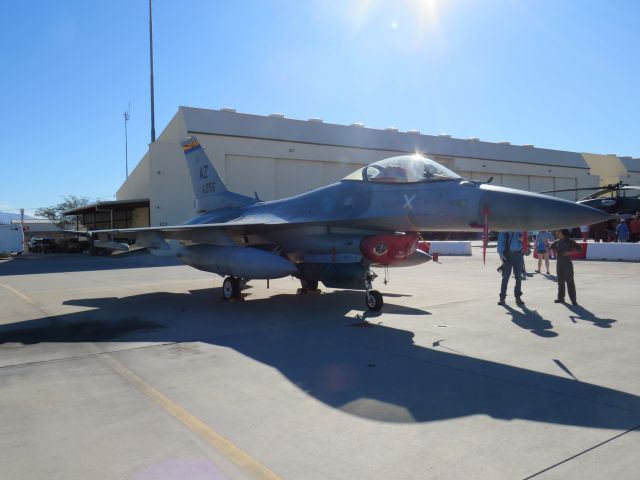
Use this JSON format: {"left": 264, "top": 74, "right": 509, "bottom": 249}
{"left": 149, "top": 0, "right": 156, "bottom": 143}
{"left": 124, "top": 103, "right": 130, "bottom": 178}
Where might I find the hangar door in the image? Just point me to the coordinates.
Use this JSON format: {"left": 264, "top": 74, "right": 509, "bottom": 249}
{"left": 470, "top": 172, "right": 500, "bottom": 184}
{"left": 502, "top": 174, "right": 529, "bottom": 191}
{"left": 225, "top": 155, "right": 276, "bottom": 200}
{"left": 530, "top": 176, "right": 554, "bottom": 195}
{"left": 275, "top": 158, "right": 364, "bottom": 198}
{"left": 225, "top": 155, "right": 365, "bottom": 201}
{"left": 555, "top": 177, "right": 578, "bottom": 201}
{"left": 275, "top": 159, "right": 324, "bottom": 198}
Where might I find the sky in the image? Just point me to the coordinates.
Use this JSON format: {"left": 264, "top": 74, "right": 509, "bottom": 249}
{"left": 1, "top": 0, "right": 639, "bottom": 215}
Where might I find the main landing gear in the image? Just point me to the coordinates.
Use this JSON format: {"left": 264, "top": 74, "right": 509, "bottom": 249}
{"left": 223, "top": 273, "right": 384, "bottom": 311}
{"left": 222, "top": 276, "right": 243, "bottom": 301}
{"left": 299, "top": 279, "right": 319, "bottom": 293}
{"left": 364, "top": 271, "right": 383, "bottom": 312}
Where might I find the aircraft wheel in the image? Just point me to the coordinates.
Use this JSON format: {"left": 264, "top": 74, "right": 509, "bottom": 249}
{"left": 222, "top": 277, "right": 240, "bottom": 300}
{"left": 300, "top": 279, "right": 318, "bottom": 291}
{"left": 365, "top": 290, "right": 383, "bottom": 311}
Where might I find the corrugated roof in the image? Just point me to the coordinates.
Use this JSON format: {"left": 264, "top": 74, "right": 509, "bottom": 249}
{"left": 10, "top": 219, "right": 54, "bottom": 224}
{"left": 63, "top": 198, "right": 150, "bottom": 215}
{"left": 180, "top": 106, "right": 592, "bottom": 169}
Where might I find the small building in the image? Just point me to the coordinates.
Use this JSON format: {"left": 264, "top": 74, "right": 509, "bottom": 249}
{"left": 10, "top": 218, "right": 63, "bottom": 242}
{"left": 117, "top": 106, "right": 640, "bottom": 227}
{"left": 62, "top": 199, "right": 150, "bottom": 241}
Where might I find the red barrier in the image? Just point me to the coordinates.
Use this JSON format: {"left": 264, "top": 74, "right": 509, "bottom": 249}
{"left": 535, "top": 244, "right": 588, "bottom": 259}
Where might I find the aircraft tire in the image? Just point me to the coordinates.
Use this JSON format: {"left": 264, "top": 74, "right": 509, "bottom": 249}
{"left": 366, "top": 290, "right": 383, "bottom": 311}
{"left": 300, "top": 279, "right": 319, "bottom": 291}
{"left": 222, "top": 277, "right": 240, "bottom": 300}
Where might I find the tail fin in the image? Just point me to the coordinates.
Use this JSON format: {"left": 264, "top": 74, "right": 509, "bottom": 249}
{"left": 182, "top": 137, "right": 257, "bottom": 213}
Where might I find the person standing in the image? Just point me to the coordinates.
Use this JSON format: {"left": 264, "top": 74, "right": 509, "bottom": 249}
{"left": 579, "top": 224, "right": 590, "bottom": 241}
{"left": 497, "top": 231, "right": 525, "bottom": 306}
{"left": 519, "top": 230, "right": 529, "bottom": 279}
{"left": 534, "top": 230, "right": 552, "bottom": 274}
{"left": 616, "top": 219, "right": 630, "bottom": 242}
{"left": 550, "top": 229, "right": 581, "bottom": 305}
{"left": 629, "top": 212, "right": 640, "bottom": 243}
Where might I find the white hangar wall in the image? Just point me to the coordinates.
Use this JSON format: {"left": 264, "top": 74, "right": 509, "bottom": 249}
{"left": 620, "top": 157, "right": 640, "bottom": 186}
{"left": 117, "top": 106, "right": 637, "bottom": 227}
{"left": 450, "top": 155, "right": 590, "bottom": 200}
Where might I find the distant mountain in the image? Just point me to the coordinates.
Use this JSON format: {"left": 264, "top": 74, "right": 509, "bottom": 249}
{"left": 0, "top": 211, "right": 36, "bottom": 224}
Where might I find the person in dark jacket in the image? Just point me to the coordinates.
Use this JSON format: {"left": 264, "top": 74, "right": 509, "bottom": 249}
{"left": 549, "top": 229, "right": 581, "bottom": 305}
{"left": 497, "top": 231, "right": 525, "bottom": 306}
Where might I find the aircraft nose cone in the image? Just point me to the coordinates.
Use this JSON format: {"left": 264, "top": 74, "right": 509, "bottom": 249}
{"left": 480, "top": 185, "right": 610, "bottom": 231}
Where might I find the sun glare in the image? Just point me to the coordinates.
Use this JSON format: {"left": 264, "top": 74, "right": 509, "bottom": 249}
{"left": 413, "top": 0, "right": 449, "bottom": 35}
{"left": 345, "top": 0, "right": 450, "bottom": 40}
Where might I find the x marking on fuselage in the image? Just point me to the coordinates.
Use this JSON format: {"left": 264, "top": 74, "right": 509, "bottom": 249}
{"left": 403, "top": 194, "right": 416, "bottom": 210}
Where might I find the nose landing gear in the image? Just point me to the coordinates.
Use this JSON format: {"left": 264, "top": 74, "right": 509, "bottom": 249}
{"left": 364, "top": 271, "right": 383, "bottom": 311}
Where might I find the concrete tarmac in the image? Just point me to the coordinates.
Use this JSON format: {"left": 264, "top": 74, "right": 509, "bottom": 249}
{"left": 1, "top": 249, "right": 639, "bottom": 479}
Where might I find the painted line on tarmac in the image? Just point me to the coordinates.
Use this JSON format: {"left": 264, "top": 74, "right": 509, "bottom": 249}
{"left": 0, "top": 282, "right": 39, "bottom": 305}
{"left": 0, "top": 282, "right": 52, "bottom": 321}
{"left": 85, "top": 343, "right": 282, "bottom": 480}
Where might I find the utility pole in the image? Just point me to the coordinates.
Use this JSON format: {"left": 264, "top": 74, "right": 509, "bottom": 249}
{"left": 124, "top": 103, "right": 130, "bottom": 178}
{"left": 20, "top": 208, "right": 26, "bottom": 251}
{"left": 149, "top": 0, "right": 156, "bottom": 143}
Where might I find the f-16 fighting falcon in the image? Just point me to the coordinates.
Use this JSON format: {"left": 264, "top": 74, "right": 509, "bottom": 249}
{"left": 84, "top": 137, "right": 609, "bottom": 311}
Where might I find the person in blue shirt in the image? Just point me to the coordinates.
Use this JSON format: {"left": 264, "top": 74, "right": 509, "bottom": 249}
{"left": 534, "top": 230, "right": 553, "bottom": 274}
{"left": 616, "top": 219, "right": 630, "bottom": 242}
{"left": 497, "top": 231, "right": 525, "bottom": 306}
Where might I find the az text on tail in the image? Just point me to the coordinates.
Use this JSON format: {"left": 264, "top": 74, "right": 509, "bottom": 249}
{"left": 182, "top": 137, "right": 257, "bottom": 213}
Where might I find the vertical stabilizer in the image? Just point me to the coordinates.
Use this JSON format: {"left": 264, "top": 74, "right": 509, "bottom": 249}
{"left": 182, "top": 137, "right": 256, "bottom": 213}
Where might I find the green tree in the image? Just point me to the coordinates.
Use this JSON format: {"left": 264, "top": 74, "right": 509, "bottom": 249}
{"left": 36, "top": 195, "right": 90, "bottom": 229}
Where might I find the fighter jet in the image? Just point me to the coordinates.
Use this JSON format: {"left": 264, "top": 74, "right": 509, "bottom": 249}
{"left": 85, "top": 137, "right": 608, "bottom": 311}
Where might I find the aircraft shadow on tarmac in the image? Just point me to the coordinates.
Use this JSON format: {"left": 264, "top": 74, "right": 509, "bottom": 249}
{"left": 0, "top": 250, "right": 182, "bottom": 277}
{"left": 0, "top": 288, "right": 637, "bottom": 428}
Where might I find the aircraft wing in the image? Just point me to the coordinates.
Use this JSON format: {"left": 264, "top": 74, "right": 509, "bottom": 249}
{"left": 76, "top": 216, "right": 296, "bottom": 239}
{"left": 69, "top": 214, "right": 391, "bottom": 244}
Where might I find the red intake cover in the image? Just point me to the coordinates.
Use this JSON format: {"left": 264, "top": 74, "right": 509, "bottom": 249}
{"left": 360, "top": 232, "right": 420, "bottom": 265}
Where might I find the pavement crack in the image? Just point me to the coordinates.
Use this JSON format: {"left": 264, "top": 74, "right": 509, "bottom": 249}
{"left": 0, "top": 342, "right": 177, "bottom": 370}
{"left": 521, "top": 424, "right": 640, "bottom": 479}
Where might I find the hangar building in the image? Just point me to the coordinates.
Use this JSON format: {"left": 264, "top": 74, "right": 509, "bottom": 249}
{"left": 115, "top": 106, "right": 640, "bottom": 227}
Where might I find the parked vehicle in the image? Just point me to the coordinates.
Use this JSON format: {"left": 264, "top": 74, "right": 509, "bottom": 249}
{"left": 0, "top": 224, "right": 24, "bottom": 255}
{"left": 28, "top": 236, "right": 58, "bottom": 253}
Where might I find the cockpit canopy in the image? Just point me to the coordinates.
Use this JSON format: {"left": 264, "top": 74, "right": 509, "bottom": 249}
{"left": 342, "top": 155, "right": 462, "bottom": 184}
